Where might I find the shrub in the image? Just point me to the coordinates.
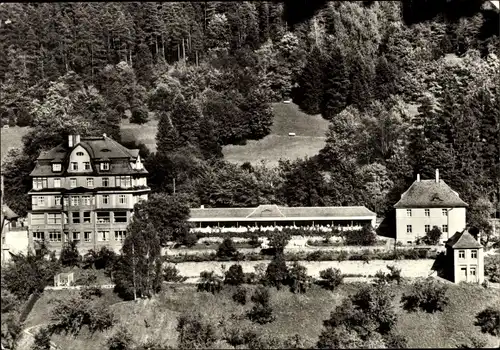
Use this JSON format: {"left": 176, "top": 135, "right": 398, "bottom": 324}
{"left": 176, "top": 312, "right": 217, "bottom": 349}
{"left": 401, "top": 278, "right": 449, "bottom": 313}
{"left": 288, "top": 262, "right": 311, "bottom": 294}
{"left": 232, "top": 287, "right": 247, "bottom": 305}
{"left": 423, "top": 226, "right": 442, "bottom": 245}
{"left": 59, "top": 240, "right": 81, "bottom": 267}
{"left": 224, "top": 264, "right": 245, "bottom": 286}
{"left": 105, "top": 325, "right": 133, "bottom": 350}
{"left": 474, "top": 307, "right": 500, "bottom": 336}
{"left": 80, "top": 286, "right": 103, "bottom": 299}
{"left": 163, "top": 264, "right": 186, "bottom": 282}
{"left": 130, "top": 106, "right": 149, "bottom": 124}
{"left": 223, "top": 325, "right": 246, "bottom": 349}
{"left": 182, "top": 231, "right": 198, "bottom": 247}
{"left": 318, "top": 268, "right": 344, "bottom": 291}
{"left": 283, "top": 334, "right": 307, "bottom": 349}
{"left": 31, "top": 327, "right": 52, "bottom": 350}
{"left": 249, "top": 234, "right": 262, "bottom": 248}
{"left": 83, "top": 247, "right": 117, "bottom": 270}
{"left": 343, "top": 225, "right": 377, "bottom": 246}
{"left": 375, "top": 265, "right": 403, "bottom": 285}
{"left": 337, "top": 250, "right": 349, "bottom": 262}
{"left": 247, "top": 286, "right": 275, "bottom": 324}
{"left": 216, "top": 238, "right": 239, "bottom": 260}
{"left": 264, "top": 254, "right": 289, "bottom": 290}
{"left": 197, "top": 271, "right": 222, "bottom": 294}
{"left": 484, "top": 255, "right": 500, "bottom": 283}
{"left": 48, "top": 294, "right": 114, "bottom": 336}
{"left": 244, "top": 272, "right": 258, "bottom": 284}
{"left": 75, "top": 269, "right": 98, "bottom": 286}
{"left": 268, "top": 229, "right": 291, "bottom": 254}
{"left": 384, "top": 332, "right": 408, "bottom": 348}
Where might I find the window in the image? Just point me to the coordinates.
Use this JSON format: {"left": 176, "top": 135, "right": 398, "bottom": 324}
{"left": 102, "top": 195, "right": 110, "bottom": 204}
{"left": 54, "top": 178, "right": 61, "bottom": 188}
{"left": 71, "top": 162, "right": 78, "bottom": 171}
{"left": 70, "top": 196, "right": 80, "bottom": 206}
{"left": 425, "top": 225, "right": 430, "bottom": 233}
{"left": 83, "top": 211, "right": 91, "bottom": 223}
{"left": 406, "top": 209, "right": 412, "bottom": 217}
{"left": 425, "top": 209, "right": 430, "bottom": 217}
{"left": 37, "top": 196, "right": 45, "bottom": 206}
{"left": 52, "top": 163, "right": 61, "bottom": 172}
{"left": 459, "top": 250, "right": 465, "bottom": 259}
{"left": 31, "top": 214, "right": 45, "bottom": 225}
{"left": 470, "top": 266, "right": 477, "bottom": 276}
{"left": 97, "top": 212, "right": 110, "bottom": 223}
{"left": 442, "top": 225, "right": 448, "bottom": 233}
{"left": 33, "top": 232, "right": 44, "bottom": 241}
{"left": 407, "top": 225, "right": 412, "bottom": 233}
{"left": 76, "top": 152, "right": 84, "bottom": 156}
{"left": 48, "top": 231, "right": 62, "bottom": 242}
{"left": 82, "top": 196, "right": 91, "bottom": 206}
{"left": 101, "top": 162, "right": 110, "bottom": 171}
{"left": 73, "top": 232, "right": 80, "bottom": 241}
{"left": 442, "top": 209, "right": 448, "bottom": 216}
{"left": 54, "top": 196, "right": 61, "bottom": 206}
{"left": 71, "top": 212, "right": 80, "bottom": 224}
{"left": 84, "top": 232, "right": 92, "bottom": 242}
{"left": 118, "top": 194, "right": 126, "bottom": 204}
{"left": 84, "top": 162, "right": 91, "bottom": 170}
{"left": 471, "top": 250, "right": 477, "bottom": 259}
{"left": 87, "top": 178, "right": 94, "bottom": 187}
{"left": 47, "top": 213, "right": 61, "bottom": 224}
{"left": 33, "top": 177, "right": 48, "bottom": 189}
{"left": 70, "top": 178, "right": 77, "bottom": 188}
{"left": 63, "top": 197, "right": 69, "bottom": 207}
{"left": 119, "top": 176, "right": 131, "bottom": 188}
{"left": 115, "top": 230, "right": 126, "bottom": 241}
{"left": 114, "top": 211, "right": 127, "bottom": 223}
{"left": 102, "top": 178, "right": 109, "bottom": 187}
{"left": 98, "top": 231, "right": 109, "bottom": 241}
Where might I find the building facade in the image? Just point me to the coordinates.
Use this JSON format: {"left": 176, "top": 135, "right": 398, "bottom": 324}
{"left": 27, "top": 134, "right": 150, "bottom": 253}
{"left": 189, "top": 204, "right": 377, "bottom": 233}
{"left": 394, "top": 169, "right": 467, "bottom": 244}
{"left": 445, "top": 229, "right": 484, "bottom": 284}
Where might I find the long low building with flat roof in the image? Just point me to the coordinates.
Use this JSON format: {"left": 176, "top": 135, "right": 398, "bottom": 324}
{"left": 189, "top": 204, "right": 376, "bottom": 232}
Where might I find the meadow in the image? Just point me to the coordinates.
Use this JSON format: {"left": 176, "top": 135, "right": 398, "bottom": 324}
{"left": 22, "top": 281, "right": 500, "bottom": 349}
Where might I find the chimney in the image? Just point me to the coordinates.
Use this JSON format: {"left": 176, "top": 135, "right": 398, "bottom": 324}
{"left": 74, "top": 134, "right": 81, "bottom": 145}
{"left": 200, "top": 205, "right": 205, "bottom": 209}
{"left": 436, "top": 169, "right": 440, "bottom": 183}
{"left": 68, "top": 135, "right": 74, "bottom": 148}
{"left": 103, "top": 133, "right": 107, "bottom": 138}
{"left": 417, "top": 174, "right": 420, "bottom": 182}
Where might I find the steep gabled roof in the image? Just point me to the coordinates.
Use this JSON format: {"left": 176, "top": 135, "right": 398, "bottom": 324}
{"left": 394, "top": 180, "right": 468, "bottom": 208}
{"left": 446, "top": 229, "right": 482, "bottom": 249}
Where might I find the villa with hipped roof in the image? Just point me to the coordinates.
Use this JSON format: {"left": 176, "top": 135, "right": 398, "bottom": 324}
{"left": 394, "top": 169, "right": 467, "bottom": 244}
{"left": 28, "top": 134, "right": 150, "bottom": 253}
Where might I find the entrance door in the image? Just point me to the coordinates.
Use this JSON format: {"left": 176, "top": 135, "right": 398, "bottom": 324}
{"left": 459, "top": 266, "right": 467, "bottom": 282}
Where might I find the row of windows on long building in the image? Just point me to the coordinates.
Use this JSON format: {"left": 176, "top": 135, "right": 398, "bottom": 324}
{"left": 32, "top": 194, "right": 130, "bottom": 207}
{"left": 406, "top": 208, "right": 449, "bottom": 217}
{"left": 406, "top": 224, "right": 448, "bottom": 233}
{"left": 32, "top": 176, "right": 147, "bottom": 189}
{"left": 31, "top": 211, "right": 129, "bottom": 225}
{"left": 33, "top": 230, "right": 127, "bottom": 243}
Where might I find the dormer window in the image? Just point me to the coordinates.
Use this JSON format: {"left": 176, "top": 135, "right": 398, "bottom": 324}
{"left": 101, "top": 162, "right": 109, "bottom": 171}
{"left": 52, "top": 163, "right": 62, "bottom": 172}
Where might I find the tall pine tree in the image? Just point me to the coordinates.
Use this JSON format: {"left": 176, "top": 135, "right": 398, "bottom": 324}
{"left": 294, "top": 46, "right": 324, "bottom": 115}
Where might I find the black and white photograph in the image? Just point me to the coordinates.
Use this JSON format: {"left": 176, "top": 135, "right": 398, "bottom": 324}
{"left": 0, "top": 1, "right": 499, "bottom": 349}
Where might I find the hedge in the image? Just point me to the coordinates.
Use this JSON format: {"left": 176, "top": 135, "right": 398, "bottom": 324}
{"left": 163, "top": 248, "right": 438, "bottom": 263}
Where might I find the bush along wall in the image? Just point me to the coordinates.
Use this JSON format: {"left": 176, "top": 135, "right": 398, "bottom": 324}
{"left": 163, "top": 248, "right": 438, "bottom": 263}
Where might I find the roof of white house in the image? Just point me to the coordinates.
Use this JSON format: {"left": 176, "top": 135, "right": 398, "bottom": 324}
{"left": 189, "top": 204, "right": 376, "bottom": 221}
{"left": 446, "top": 229, "right": 482, "bottom": 249}
{"left": 394, "top": 170, "right": 467, "bottom": 208}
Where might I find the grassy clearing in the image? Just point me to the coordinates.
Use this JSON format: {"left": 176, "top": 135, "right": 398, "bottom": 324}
{"left": 24, "top": 281, "right": 500, "bottom": 349}
{"left": 0, "top": 126, "right": 29, "bottom": 160}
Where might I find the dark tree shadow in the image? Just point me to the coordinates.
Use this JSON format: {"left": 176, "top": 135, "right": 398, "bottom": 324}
{"left": 431, "top": 251, "right": 453, "bottom": 282}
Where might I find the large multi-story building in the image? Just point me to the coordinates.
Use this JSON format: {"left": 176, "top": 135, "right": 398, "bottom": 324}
{"left": 394, "top": 169, "right": 468, "bottom": 244}
{"left": 27, "top": 134, "right": 150, "bottom": 253}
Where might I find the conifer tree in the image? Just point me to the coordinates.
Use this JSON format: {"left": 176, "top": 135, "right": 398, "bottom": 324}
{"left": 294, "top": 46, "right": 324, "bottom": 115}
{"left": 321, "top": 47, "right": 350, "bottom": 120}
{"left": 156, "top": 111, "right": 181, "bottom": 157}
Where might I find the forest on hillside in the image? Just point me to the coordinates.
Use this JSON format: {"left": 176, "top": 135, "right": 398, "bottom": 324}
{"left": 0, "top": 1, "right": 499, "bottom": 240}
